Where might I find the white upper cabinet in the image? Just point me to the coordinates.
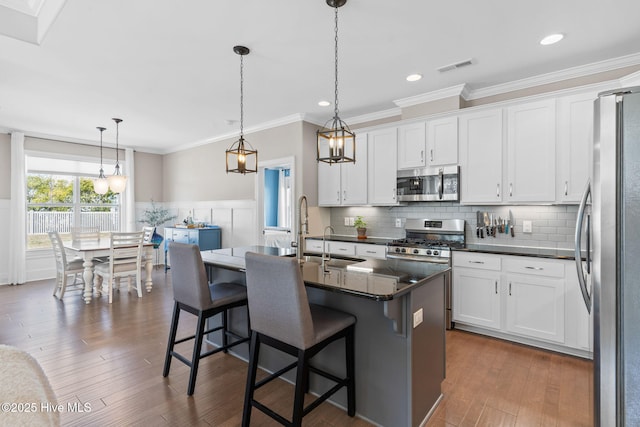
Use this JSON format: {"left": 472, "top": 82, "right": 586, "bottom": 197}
{"left": 506, "top": 99, "right": 556, "bottom": 202}
{"left": 318, "top": 133, "right": 368, "bottom": 206}
{"left": 397, "top": 122, "right": 426, "bottom": 169}
{"left": 556, "top": 92, "right": 595, "bottom": 203}
{"left": 368, "top": 127, "right": 398, "bottom": 205}
{"left": 459, "top": 108, "right": 504, "bottom": 204}
{"left": 426, "top": 116, "right": 458, "bottom": 167}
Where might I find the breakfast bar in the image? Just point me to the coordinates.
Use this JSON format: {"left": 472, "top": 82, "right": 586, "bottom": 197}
{"left": 200, "top": 246, "right": 449, "bottom": 427}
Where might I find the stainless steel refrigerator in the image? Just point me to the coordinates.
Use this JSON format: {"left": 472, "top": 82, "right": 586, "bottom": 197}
{"left": 575, "top": 86, "right": 640, "bottom": 426}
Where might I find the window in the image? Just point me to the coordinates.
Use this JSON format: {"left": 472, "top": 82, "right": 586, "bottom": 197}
{"left": 26, "top": 155, "right": 121, "bottom": 249}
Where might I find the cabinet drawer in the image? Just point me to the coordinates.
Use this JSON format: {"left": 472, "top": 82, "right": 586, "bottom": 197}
{"left": 453, "top": 252, "right": 501, "bottom": 271}
{"left": 171, "top": 230, "right": 190, "bottom": 243}
{"left": 305, "top": 239, "right": 324, "bottom": 253}
{"left": 504, "top": 256, "right": 564, "bottom": 278}
{"left": 329, "top": 241, "right": 356, "bottom": 257}
{"left": 355, "top": 244, "right": 386, "bottom": 259}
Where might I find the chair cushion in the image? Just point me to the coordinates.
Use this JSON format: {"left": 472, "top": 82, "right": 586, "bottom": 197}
{"left": 94, "top": 261, "right": 139, "bottom": 275}
{"left": 309, "top": 304, "right": 356, "bottom": 346}
{"left": 206, "top": 282, "right": 247, "bottom": 311}
{"left": 66, "top": 259, "right": 85, "bottom": 270}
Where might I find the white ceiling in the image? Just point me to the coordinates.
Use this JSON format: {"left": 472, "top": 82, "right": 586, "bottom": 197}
{"left": 1, "top": 0, "right": 639, "bottom": 154}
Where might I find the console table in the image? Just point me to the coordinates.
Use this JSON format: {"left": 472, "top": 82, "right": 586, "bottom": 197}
{"left": 163, "top": 226, "right": 221, "bottom": 271}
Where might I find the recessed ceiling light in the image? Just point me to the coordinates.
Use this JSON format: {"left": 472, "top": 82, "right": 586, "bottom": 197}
{"left": 406, "top": 74, "right": 422, "bottom": 82}
{"left": 318, "top": 100, "right": 331, "bottom": 107}
{"left": 540, "top": 33, "right": 564, "bottom": 45}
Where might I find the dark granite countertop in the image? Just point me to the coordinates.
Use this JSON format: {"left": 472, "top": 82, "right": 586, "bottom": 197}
{"left": 200, "top": 246, "right": 449, "bottom": 301}
{"left": 306, "top": 235, "right": 395, "bottom": 246}
{"left": 456, "top": 244, "right": 584, "bottom": 260}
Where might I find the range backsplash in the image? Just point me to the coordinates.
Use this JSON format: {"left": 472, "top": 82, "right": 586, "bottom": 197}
{"left": 329, "top": 202, "right": 579, "bottom": 250}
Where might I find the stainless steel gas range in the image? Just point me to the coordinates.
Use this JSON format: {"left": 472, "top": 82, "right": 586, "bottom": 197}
{"left": 388, "top": 219, "right": 466, "bottom": 329}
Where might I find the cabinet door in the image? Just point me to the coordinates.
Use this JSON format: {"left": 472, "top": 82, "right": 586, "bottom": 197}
{"left": 341, "top": 133, "right": 368, "bottom": 205}
{"left": 459, "top": 109, "right": 503, "bottom": 203}
{"left": 506, "top": 99, "right": 556, "bottom": 202}
{"left": 564, "top": 261, "right": 592, "bottom": 351}
{"left": 556, "top": 92, "right": 595, "bottom": 203}
{"left": 318, "top": 161, "right": 342, "bottom": 206}
{"left": 368, "top": 127, "right": 398, "bottom": 205}
{"left": 453, "top": 268, "right": 501, "bottom": 330}
{"left": 427, "top": 116, "right": 458, "bottom": 166}
{"left": 505, "top": 274, "right": 565, "bottom": 343}
{"left": 397, "top": 122, "right": 426, "bottom": 169}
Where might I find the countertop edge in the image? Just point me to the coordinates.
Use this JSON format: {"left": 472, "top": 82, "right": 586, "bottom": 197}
{"left": 454, "top": 246, "right": 584, "bottom": 261}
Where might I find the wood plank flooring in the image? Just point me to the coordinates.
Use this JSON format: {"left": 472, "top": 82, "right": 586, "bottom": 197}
{"left": 0, "top": 270, "right": 593, "bottom": 426}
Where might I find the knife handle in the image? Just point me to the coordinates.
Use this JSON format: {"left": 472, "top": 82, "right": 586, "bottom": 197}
{"left": 476, "top": 227, "right": 480, "bottom": 238}
{"left": 511, "top": 226, "right": 515, "bottom": 237}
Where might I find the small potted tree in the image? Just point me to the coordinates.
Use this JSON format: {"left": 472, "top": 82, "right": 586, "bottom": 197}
{"left": 354, "top": 216, "right": 367, "bottom": 239}
{"left": 139, "top": 200, "right": 177, "bottom": 248}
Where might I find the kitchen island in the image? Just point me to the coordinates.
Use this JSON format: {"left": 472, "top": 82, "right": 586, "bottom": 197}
{"left": 200, "top": 246, "right": 449, "bottom": 427}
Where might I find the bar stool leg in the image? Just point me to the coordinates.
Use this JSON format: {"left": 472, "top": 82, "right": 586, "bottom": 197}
{"left": 242, "top": 332, "right": 260, "bottom": 427}
{"left": 187, "top": 312, "right": 207, "bottom": 396}
{"left": 346, "top": 325, "right": 356, "bottom": 416}
{"left": 292, "top": 349, "right": 307, "bottom": 425}
{"left": 163, "top": 302, "right": 181, "bottom": 377}
{"left": 222, "top": 309, "right": 229, "bottom": 352}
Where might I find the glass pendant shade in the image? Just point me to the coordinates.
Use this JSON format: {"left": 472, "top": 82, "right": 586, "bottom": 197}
{"left": 93, "top": 126, "right": 109, "bottom": 194}
{"left": 109, "top": 118, "right": 127, "bottom": 193}
{"left": 226, "top": 136, "right": 257, "bottom": 174}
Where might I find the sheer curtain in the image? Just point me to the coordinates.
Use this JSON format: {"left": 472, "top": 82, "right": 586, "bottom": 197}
{"left": 123, "top": 148, "right": 136, "bottom": 231}
{"left": 8, "top": 132, "right": 26, "bottom": 285}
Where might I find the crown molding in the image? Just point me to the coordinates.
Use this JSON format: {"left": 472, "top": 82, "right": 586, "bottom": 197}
{"left": 619, "top": 70, "right": 640, "bottom": 87}
{"left": 345, "top": 107, "right": 401, "bottom": 125}
{"left": 164, "top": 113, "right": 307, "bottom": 154}
{"left": 466, "top": 52, "right": 640, "bottom": 100}
{"left": 0, "top": 0, "right": 66, "bottom": 44}
{"left": 393, "top": 84, "right": 469, "bottom": 108}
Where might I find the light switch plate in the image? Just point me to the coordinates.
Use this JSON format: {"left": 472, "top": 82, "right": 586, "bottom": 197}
{"left": 395, "top": 218, "right": 402, "bottom": 227}
{"left": 523, "top": 220, "right": 532, "bottom": 233}
{"left": 349, "top": 217, "right": 355, "bottom": 226}
{"left": 413, "top": 308, "right": 423, "bottom": 328}
{"left": 344, "top": 217, "right": 350, "bottom": 226}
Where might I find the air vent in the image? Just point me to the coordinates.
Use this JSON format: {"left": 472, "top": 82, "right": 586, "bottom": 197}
{"left": 437, "top": 58, "right": 474, "bottom": 73}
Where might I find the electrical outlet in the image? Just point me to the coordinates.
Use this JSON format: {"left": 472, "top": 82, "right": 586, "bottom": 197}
{"left": 395, "top": 218, "right": 402, "bottom": 227}
{"left": 413, "top": 308, "right": 423, "bottom": 328}
{"left": 349, "top": 217, "right": 355, "bottom": 226}
{"left": 523, "top": 220, "right": 532, "bottom": 233}
{"left": 344, "top": 217, "right": 350, "bottom": 226}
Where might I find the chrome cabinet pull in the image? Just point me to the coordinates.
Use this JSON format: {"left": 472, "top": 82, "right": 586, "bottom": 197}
{"left": 430, "top": 149, "right": 434, "bottom": 162}
{"left": 509, "top": 282, "right": 512, "bottom": 296}
{"left": 525, "top": 266, "right": 544, "bottom": 271}
{"left": 392, "top": 188, "right": 396, "bottom": 200}
{"left": 343, "top": 190, "right": 346, "bottom": 201}
{"left": 496, "top": 183, "right": 500, "bottom": 198}
{"left": 564, "top": 181, "right": 568, "bottom": 196}
{"left": 495, "top": 280, "right": 498, "bottom": 294}
{"left": 469, "top": 261, "right": 485, "bottom": 264}
{"left": 337, "top": 191, "right": 340, "bottom": 202}
{"left": 421, "top": 150, "right": 424, "bottom": 162}
{"left": 509, "top": 183, "right": 513, "bottom": 197}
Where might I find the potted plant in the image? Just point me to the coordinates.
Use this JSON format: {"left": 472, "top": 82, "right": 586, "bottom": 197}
{"left": 354, "top": 216, "right": 367, "bottom": 239}
{"left": 139, "top": 200, "right": 177, "bottom": 247}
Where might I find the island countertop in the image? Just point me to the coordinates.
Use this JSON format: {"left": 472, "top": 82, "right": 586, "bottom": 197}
{"left": 200, "top": 245, "right": 450, "bottom": 301}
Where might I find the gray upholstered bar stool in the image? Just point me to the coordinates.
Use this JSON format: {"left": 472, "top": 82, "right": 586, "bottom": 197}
{"left": 163, "top": 242, "right": 250, "bottom": 395}
{"left": 242, "top": 252, "right": 356, "bottom": 426}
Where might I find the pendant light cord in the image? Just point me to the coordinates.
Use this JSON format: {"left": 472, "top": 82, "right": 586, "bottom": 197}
{"left": 240, "top": 53, "right": 244, "bottom": 139}
{"left": 333, "top": 5, "right": 340, "bottom": 121}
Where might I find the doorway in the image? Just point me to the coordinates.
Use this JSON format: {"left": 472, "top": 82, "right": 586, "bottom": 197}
{"left": 256, "top": 157, "right": 295, "bottom": 247}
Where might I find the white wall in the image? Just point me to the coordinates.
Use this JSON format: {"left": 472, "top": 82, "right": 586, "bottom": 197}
{"left": 0, "top": 199, "right": 9, "bottom": 284}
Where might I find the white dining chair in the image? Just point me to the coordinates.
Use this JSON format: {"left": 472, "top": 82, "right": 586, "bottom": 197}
{"left": 70, "top": 226, "right": 108, "bottom": 263}
{"left": 93, "top": 231, "right": 144, "bottom": 304}
{"left": 48, "top": 231, "right": 85, "bottom": 299}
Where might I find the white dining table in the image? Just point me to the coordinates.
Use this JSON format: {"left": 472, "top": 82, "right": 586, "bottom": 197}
{"left": 64, "top": 238, "right": 154, "bottom": 304}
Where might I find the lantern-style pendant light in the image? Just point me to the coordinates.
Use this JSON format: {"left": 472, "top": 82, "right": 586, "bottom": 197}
{"left": 107, "top": 117, "right": 128, "bottom": 193}
{"left": 93, "top": 126, "right": 109, "bottom": 195}
{"left": 317, "top": 0, "right": 355, "bottom": 165}
{"left": 226, "top": 45, "right": 257, "bottom": 174}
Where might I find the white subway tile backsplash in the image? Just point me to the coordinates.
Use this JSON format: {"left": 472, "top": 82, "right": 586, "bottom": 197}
{"left": 329, "top": 202, "right": 578, "bottom": 250}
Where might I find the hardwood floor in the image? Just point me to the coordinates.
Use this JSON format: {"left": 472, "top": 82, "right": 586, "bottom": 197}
{"left": 0, "top": 271, "right": 593, "bottom": 426}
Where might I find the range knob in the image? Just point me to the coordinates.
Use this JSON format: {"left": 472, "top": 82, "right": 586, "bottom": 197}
{"left": 413, "top": 249, "right": 419, "bottom": 254}
{"left": 426, "top": 250, "right": 432, "bottom": 255}
{"left": 401, "top": 248, "right": 407, "bottom": 253}
{"left": 395, "top": 248, "right": 401, "bottom": 253}
{"left": 433, "top": 250, "right": 439, "bottom": 256}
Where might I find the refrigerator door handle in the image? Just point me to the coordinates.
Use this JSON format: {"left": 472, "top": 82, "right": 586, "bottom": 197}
{"left": 575, "top": 180, "right": 592, "bottom": 314}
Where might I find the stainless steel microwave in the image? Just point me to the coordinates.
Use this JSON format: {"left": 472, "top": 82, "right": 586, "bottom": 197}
{"left": 396, "top": 165, "right": 459, "bottom": 202}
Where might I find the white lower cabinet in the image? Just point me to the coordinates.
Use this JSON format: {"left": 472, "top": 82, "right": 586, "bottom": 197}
{"left": 453, "top": 251, "right": 592, "bottom": 357}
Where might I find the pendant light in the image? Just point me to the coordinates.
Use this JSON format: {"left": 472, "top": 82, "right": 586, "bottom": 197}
{"left": 317, "top": 0, "right": 355, "bottom": 165}
{"left": 107, "top": 117, "right": 128, "bottom": 193}
{"left": 226, "top": 45, "right": 257, "bottom": 174}
{"left": 93, "top": 126, "right": 109, "bottom": 195}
